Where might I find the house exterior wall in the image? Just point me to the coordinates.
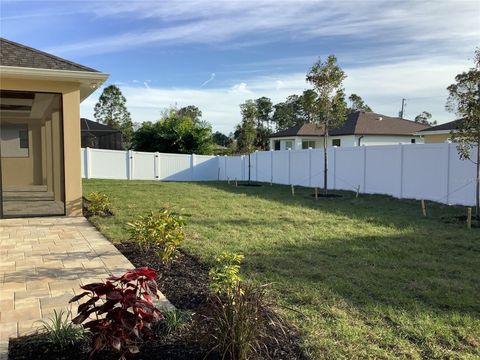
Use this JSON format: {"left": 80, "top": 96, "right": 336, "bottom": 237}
{"left": 422, "top": 133, "right": 450, "bottom": 143}
{"left": 0, "top": 77, "right": 82, "bottom": 216}
{"left": 270, "top": 134, "right": 423, "bottom": 149}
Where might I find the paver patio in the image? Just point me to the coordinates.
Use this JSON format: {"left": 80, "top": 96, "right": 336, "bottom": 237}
{"left": 0, "top": 216, "right": 171, "bottom": 359}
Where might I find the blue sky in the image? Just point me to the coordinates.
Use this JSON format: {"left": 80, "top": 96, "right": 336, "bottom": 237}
{"left": 1, "top": 0, "right": 479, "bottom": 133}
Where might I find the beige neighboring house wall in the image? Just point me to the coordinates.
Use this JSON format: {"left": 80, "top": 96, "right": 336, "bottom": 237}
{"left": 422, "top": 133, "right": 451, "bottom": 143}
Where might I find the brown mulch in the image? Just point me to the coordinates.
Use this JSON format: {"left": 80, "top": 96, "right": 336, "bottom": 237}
{"left": 9, "top": 242, "right": 307, "bottom": 360}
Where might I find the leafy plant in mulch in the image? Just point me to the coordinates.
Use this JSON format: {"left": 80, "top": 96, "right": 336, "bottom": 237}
{"left": 69, "top": 267, "right": 162, "bottom": 360}
{"left": 84, "top": 191, "right": 112, "bottom": 217}
{"left": 127, "top": 210, "right": 186, "bottom": 264}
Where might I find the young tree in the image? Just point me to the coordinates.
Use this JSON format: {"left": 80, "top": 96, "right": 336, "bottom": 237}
{"left": 306, "top": 55, "right": 348, "bottom": 195}
{"left": 94, "top": 85, "right": 134, "bottom": 148}
{"left": 414, "top": 111, "right": 437, "bottom": 126}
{"left": 254, "top": 97, "right": 273, "bottom": 149}
{"left": 236, "top": 100, "right": 257, "bottom": 154}
{"left": 348, "top": 93, "right": 372, "bottom": 113}
{"left": 446, "top": 48, "right": 480, "bottom": 219}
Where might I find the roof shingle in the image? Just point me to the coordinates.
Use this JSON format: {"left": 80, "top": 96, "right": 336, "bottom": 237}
{"left": 270, "top": 111, "right": 429, "bottom": 137}
{"left": 0, "top": 38, "right": 99, "bottom": 72}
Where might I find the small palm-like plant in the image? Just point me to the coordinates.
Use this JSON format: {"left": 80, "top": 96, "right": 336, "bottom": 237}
{"left": 36, "top": 309, "right": 88, "bottom": 349}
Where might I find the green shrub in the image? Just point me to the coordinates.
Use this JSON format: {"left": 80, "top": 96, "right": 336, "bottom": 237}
{"left": 127, "top": 210, "right": 186, "bottom": 264}
{"left": 85, "top": 191, "right": 111, "bottom": 216}
{"left": 153, "top": 309, "right": 192, "bottom": 336}
{"left": 36, "top": 310, "right": 88, "bottom": 349}
{"left": 208, "top": 252, "right": 244, "bottom": 297}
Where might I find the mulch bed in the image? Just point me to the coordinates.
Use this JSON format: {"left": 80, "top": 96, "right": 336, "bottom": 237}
{"left": 9, "top": 242, "right": 307, "bottom": 360}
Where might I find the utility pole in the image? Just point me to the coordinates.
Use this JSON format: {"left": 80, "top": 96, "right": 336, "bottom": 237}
{"left": 399, "top": 98, "right": 406, "bottom": 119}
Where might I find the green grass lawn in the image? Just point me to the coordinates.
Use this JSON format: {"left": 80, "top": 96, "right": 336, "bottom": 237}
{"left": 83, "top": 179, "right": 480, "bottom": 359}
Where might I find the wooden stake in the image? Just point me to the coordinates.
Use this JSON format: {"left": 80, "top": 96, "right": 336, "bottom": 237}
{"left": 421, "top": 200, "right": 427, "bottom": 217}
{"left": 315, "top": 187, "right": 318, "bottom": 200}
{"left": 235, "top": 178, "right": 238, "bottom": 187}
{"left": 291, "top": 184, "right": 295, "bottom": 196}
{"left": 356, "top": 185, "right": 360, "bottom": 198}
{"left": 467, "top": 208, "right": 472, "bottom": 229}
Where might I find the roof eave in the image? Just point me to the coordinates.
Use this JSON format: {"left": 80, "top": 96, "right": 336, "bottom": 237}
{"left": 0, "top": 66, "right": 109, "bottom": 101}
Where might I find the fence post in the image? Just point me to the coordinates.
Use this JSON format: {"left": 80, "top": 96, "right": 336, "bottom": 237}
{"left": 224, "top": 155, "right": 227, "bottom": 181}
{"left": 128, "top": 150, "right": 134, "bottom": 180}
{"left": 445, "top": 142, "right": 451, "bottom": 204}
{"left": 154, "top": 152, "right": 160, "bottom": 180}
{"left": 333, "top": 146, "right": 337, "bottom": 190}
{"left": 308, "top": 148, "right": 312, "bottom": 187}
{"left": 399, "top": 144, "right": 404, "bottom": 198}
{"left": 362, "top": 146, "right": 367, "bottom": 193}
{"left": 288, "top": 148, "right": 292, "bottom": 184}
{"left": 85, "top": 147, "right": 91, "bottom": 179}
{"left": 190, "top": 154, "right": 196, "bottom": 181}
{"left": 255, "top": 150, "right": 259, "bottom": 182}
{"left": 270, "top": 149, "right": 274, "bottom": 184}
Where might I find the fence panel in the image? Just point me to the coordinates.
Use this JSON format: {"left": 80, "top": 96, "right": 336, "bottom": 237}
{"left": 82, "top": 144, "right": 477, "bottom": 207}
{"left": 272, "top": 151, "right": 290, "bottom": 184}
{"left": 402, "top": 144, "right": 447, "bottom": 202}
{"left": 365, "top": 146, "right": 402, "bottom": 197}
{"left": 90, "top": 148, "right": 128, "bottom": 179}
{"left": 194, "top": 155, "right": 219, "bottom": 181}
{"left": 133, "top": 151, "right": 156, "bottom": 180}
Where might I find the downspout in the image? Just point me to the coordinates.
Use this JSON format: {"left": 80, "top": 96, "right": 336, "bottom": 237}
{"left": 358, "top": 135, "right": 364, "bottom": 146}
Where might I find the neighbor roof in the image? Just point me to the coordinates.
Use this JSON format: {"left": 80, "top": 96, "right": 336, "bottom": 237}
{"left": 81, "top": 118, "right": 121, "bottom": 134}
{"left": 270, "top": 111, "right": 429, "bottom": 138}
{"left": 417, "top": 119, "right": 462, "bottom": 133}
{"left": 0, "top": 38, "right": 99, "bottom": 72}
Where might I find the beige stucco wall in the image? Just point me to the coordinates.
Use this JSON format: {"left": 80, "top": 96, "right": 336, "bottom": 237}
{"left": 423, "top": 134, "right": 450, "bottom": 143}
{"left": 0, "top": 77, "right": 82, "bottom": 216}
{"left": 1, "top": 119, "right": 43, "bottom": 186}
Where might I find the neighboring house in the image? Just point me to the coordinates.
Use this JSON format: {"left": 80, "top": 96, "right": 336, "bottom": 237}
{"left": 0, "top": 38, "right": 108, "bottom": 218}
{"left": 81, "top": 118, "right": 123, "bottom": 150}
{"left": 269, "top": 111, "right": 429, "bottom": 150}
{"left": 415, "top": 119, "right": 462, "bottom": 143}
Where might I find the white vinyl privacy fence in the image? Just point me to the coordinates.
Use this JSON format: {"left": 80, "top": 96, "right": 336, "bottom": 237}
{"left": 82, "top": 143, "right": 478, "bottom": 206}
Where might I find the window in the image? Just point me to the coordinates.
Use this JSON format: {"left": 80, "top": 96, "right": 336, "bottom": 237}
{"left": 411, "top": 138, "right": 416, "bottom": 144}
{"left": 0, "top": 124, "right": 29, "bottom": 157}
{"left": 332, "top": 139, "right": 341, "bottom": 147}
{"left": 285, "top": 140, "right": 293, "bottom": 150}
{"left": 274, "top": 140, "right": 280, "bottom": 150}
{"left": 19, "top": 130, "right": 29, "bottom": 148}
{"left": 302, "top": 140, "right": 316, "bottom": 149}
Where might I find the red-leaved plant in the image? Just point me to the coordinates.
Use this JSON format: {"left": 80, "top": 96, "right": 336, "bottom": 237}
{"left": 69, "top": 267, "right": 162, "bottom": 360}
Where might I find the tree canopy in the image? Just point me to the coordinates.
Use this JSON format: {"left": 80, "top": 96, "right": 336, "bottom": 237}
{"left": 348, "top": 94, "right": 372, "bottom": 113}
{"left": 414, "top": 111, "right": 437, "bottom": 126}
{"left": 446, "top": 48, "right": 480, "bottom": 219}
{"left": 132, "top": 106, "right": 213, "bottom": 154}
{"left": 94, "top": 84, "right": 134, "bottom": 148}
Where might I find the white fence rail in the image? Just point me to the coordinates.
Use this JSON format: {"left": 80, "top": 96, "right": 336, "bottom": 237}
{"left": 82, "top": 144, "right": 477, "bottom": 206}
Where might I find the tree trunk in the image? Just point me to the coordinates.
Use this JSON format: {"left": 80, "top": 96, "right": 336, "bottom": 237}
{"left": 323, "top": 120, "right": 329, "bottom": 196}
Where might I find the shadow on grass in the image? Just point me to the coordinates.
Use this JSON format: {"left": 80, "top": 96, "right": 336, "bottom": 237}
{"left": 195, "top": 181, "right": 474, "bottom": 231}
{"left": 194, "top": 182, "right": 480, "bottom": 316}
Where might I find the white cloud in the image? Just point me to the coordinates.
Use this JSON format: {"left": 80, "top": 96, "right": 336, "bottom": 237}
{"left": 47, "top": 0, "right": 479, "bottom": 59}
{"left": 81, "top": 55, "right": 470, "bottom": 134}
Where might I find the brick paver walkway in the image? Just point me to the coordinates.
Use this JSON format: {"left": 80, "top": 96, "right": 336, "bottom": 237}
{"left": 0, "top": 217, "right": 171, "bottom": 358}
